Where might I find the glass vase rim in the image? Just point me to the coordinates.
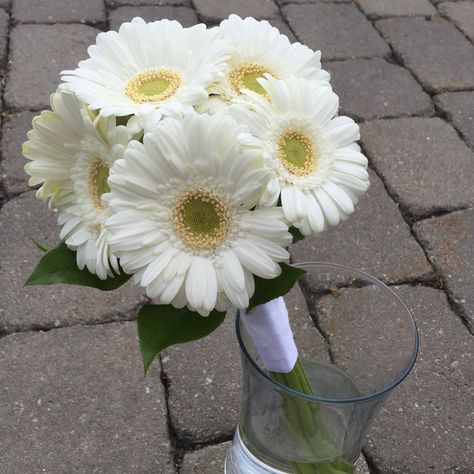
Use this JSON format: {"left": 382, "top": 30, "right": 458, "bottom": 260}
{"left": 236, "top": 260, "right": 420, "bottom": 405}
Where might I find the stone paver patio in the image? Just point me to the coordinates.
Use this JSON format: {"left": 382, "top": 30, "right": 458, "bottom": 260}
{"left": 0, "top": 0, "right": 473, "bottom": 472}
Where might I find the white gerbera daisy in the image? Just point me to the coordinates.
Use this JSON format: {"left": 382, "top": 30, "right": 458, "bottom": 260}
{"left": 105, "top": 113, "right": 292, "bottom": 316}
{"left": 206, "top": 15, "right": 330, "bottom": 110}
{"left": 23, "top": 91, "right": 132, "bottom": 279}
{"left": 61, "top": 18, "right": 228, "bottom": 126}
{"left": 230, "top": 76, "right": 370, "bottom": 235}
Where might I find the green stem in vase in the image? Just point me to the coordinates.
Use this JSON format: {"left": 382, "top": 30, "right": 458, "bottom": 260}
{"left": 270, "top": 358, "right": 356, "bottom": 474}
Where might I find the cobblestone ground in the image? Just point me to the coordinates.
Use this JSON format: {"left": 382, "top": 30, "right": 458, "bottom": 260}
{"left": 0, "top": 0, "right": 473, "bottom": 473}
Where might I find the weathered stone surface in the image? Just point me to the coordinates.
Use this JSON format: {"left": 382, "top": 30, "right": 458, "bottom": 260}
{"left": 361, "top": 118, "right": 474, "bottom": 218}
{"left": 110, "top": 5, "right": 198, "bottom": 29}
{"left": 5, "top": 25, "right": 100, "bottom": 110}
{"left": 413, "top": 208, "right": 474, "bottom": 331}
{"left": 180, "top": 442, "right": 230, "bottom": 474}
{"left": 358, "top": 0, "right": 436, "bottom": 19}
{"left": 0, "top": 322, "right": 174, "bottom": 473}
{"left": 439, "top": 2, "right": 474, "bottom": 42}
{"left": 291, "top": 170, "right": 432, "bottom": 284}
{"left": 163, "top": 285, "right": 329, "bottom": 444}
{"left": 0, "top": 192, "right": 146, "bottom": 334}
{"left": 435, "top": 91, "right": 474, "bottom": 150}
{"left": 326, "top": 58, "right": 433, "bottom": 120}
{"left": 194, "top": 0, "right": 280, "bottom": 23}
{"left": 12, "top": 0, "right": 106, "bottom": 24}
{"left": 0, "top": 9, "right": 9, "bottom": 68}
{"left": 376, "top": 17, "right": 474, "bottom": 93}
{"left": 277, "top": 0, "right": 351, "bottom": 4}
{"left": 284, "top": 3, "right": 390, "bottom": 61}
{"left": 1, "top": 111, "right": 35, "bottom": 195}
{"left": 364, "top": 286, "right": 474, "bottom": 472}
{"left": 107, "top": 0, "right": 189, "bottom": 7}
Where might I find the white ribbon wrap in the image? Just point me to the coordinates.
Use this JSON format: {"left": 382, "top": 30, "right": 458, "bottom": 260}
{"left": 240, "top": 297, "right": 298, "bottom": 373}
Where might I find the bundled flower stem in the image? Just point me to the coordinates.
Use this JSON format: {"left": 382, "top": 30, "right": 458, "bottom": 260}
{"left": 271, "top": 360, "right": 355, "bottom": 474}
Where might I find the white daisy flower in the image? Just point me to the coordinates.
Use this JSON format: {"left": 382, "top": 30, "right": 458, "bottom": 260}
{"left": 206, "top": 14, "right": 330, "bottom": 110}
{"left": 105, "top": 113, "right": 292, "bottom": 316}
{"left": 23, "top": 91, "right": 132, "bottom": 279}
{"left": 61, "top": 18, "right": 228, "bottom": 127}
{"left": 230, "top": 76, "right": 370, "bottom": 235}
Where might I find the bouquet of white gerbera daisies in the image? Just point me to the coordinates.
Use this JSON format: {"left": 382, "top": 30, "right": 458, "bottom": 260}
{"left": 23, "top": 15, "right": 369, "bottom": 474}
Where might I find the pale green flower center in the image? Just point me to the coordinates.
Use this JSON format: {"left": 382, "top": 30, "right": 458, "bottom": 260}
{"left": 173, "top": 188, "right": 230, "bottom": 249}
{"left": 88, "top": 158, "right": 110, "bottom": 209}
{"left": 125, "top": 69, "right": 181, "bottom": 103}
{"left": 229, "top": 63, "right": 275, "bottom": 97}
{"left": 278, "top": 130, "right": 317, "bottom": 176}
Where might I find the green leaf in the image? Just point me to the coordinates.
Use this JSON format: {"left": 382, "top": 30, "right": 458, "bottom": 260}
{"left": 32, "top": 240, "right": 52, "bottom": 253}
{"left": 248, "top": 263, "right": 306, "bottom": 312}
{"left": 289, "top": 226, "right": 305, "bottom": 244}
{"left": 137, "top": 305, "right": 226, "bottom": 374}
{"left": 25, "top": 241, "right": 131, "bottom": 291}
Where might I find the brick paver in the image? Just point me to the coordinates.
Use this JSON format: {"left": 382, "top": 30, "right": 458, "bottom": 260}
{"left": 0, "top": 111, "right": 35, "bottom": 195}
{"left": 361, "top": 117, "right": 474, "bottom": 218}
{"left": 5, "top": 25, "right": 100, "bottom": 110}
{"left": 326, "top": 58, "right": 433, "bottom": 120}
{"left": 358, "top": 0, "right": 437, "bottom": 19}
{"left": 0, "top": 322, "right": 174, "bottom": 473}
{"left": 414, "top": 208, "right": 474, "bottom": 331}
{"left": 376, "top": 17, "right": 474, "bottom": 92}
{"left": 194, "top": 0, "right": 280, "bottom": 24}
{"left": 0, "top": 192, "right": 145, "bottom": 334}
{"left": 439, "top": 1, "right": 474, "bottom": 42}
{"left": 109, "top": 5, "right": 198, "bottom": 29}
{"left": 284, "top": 3, "right": 390, "bottom": 61}
{"left": 12, "top": 0, "right": 106, "bottom": 24}
{"left": 435, "top": 91, "right": 474, "bottom": 149}
{"left": 1, "top": 1, "right": 474, "bottom": 473}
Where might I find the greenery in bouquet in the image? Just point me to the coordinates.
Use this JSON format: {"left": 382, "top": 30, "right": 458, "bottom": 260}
{"left": 23, "top": 15, "right": 370, "bottom": 474}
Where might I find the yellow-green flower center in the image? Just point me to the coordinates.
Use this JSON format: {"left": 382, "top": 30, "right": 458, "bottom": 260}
{"left": 277, "top": 130, "right": 317, "bottom": 176}
{"left": 229, "top": 63, "right": 275, "bottom": 97}
{"left": 88, "top": 158, "right": 110, "bottom": 209}
{"left": 173, "top": 189, "right": 230, "bottom": 249}
{"left": 125, "top": 69, "right": 181, "bottom": 103}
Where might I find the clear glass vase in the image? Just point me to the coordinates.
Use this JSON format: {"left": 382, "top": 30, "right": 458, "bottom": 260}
{"left": 225, "top": 262, "right": 419, "bottom": 474}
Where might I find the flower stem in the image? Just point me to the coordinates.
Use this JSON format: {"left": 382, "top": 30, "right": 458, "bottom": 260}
{"left": 270, "top": 358, "right": 355, "bottom": 474}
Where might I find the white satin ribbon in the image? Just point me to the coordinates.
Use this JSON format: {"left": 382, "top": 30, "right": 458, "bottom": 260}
{"left": 240, "top": 297, "right": 298, "bottom": 373}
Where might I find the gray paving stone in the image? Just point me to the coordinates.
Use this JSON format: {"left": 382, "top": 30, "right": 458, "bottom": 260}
{"left": 5, "top": 24, "right": 100, "bottom": 110}
{"left": 435, "top": 91, "right": 474, "bottom": 150}
{"left": 193, "top": 0, "right": 280, "bottom": 23}
{"left": 163, "top": 286, "right": 330, "bottom": 444}
{"left": 0, "top": 111, "right": 35, "bottom": 195}
{"left": 413, "top": 208, "right": 474, "bottom": 331}
{"left": 0, "top": 322, "right": 174, "bottom": 473}
{"left": 276, "top": 0, "right": 351, "bottom": 4}
{"left": 107, "top": 0, "right": 189, "bottom": 7}
{"left": 376, "top": 17, "right": 474, "bottom": 93}
{"left": 0, "top": 1, "right": 9, "bottom": 9}
{"left": 283, "top": 3, "right": 390, "bottom": 61}
{"left": 291, "top": 170, "right": 432, "bottom": 284}
{"left": 180, "top": 442, "right": 370, "bottom": 473}
{"left": 325, "top": 58, "right": 433, "bottom": 120}
{"left": 12, "top": 0, "right": 106, "bottom": 24}
{"left": 364, "top": 286, "right": 474, "bottom": 472}
{"left": 0, "top": 9, "right": 9, "bottom": 68}
{"left": 180, "top": 442, "right": 230, "bottom": 474}
{"left": 110, "top": 5, "right": 198, "bottom": 29}
{"left": 358, "top": 0, "right": 437, "bottom": 19}
{"left": 439, "top": 1, "right": 474, "bottom": 42}
{"left": 361, "top": 118, "right": 474, "bottom": 218}
{"left": 0, "top": 192, "right": 146, "bottom": 334}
